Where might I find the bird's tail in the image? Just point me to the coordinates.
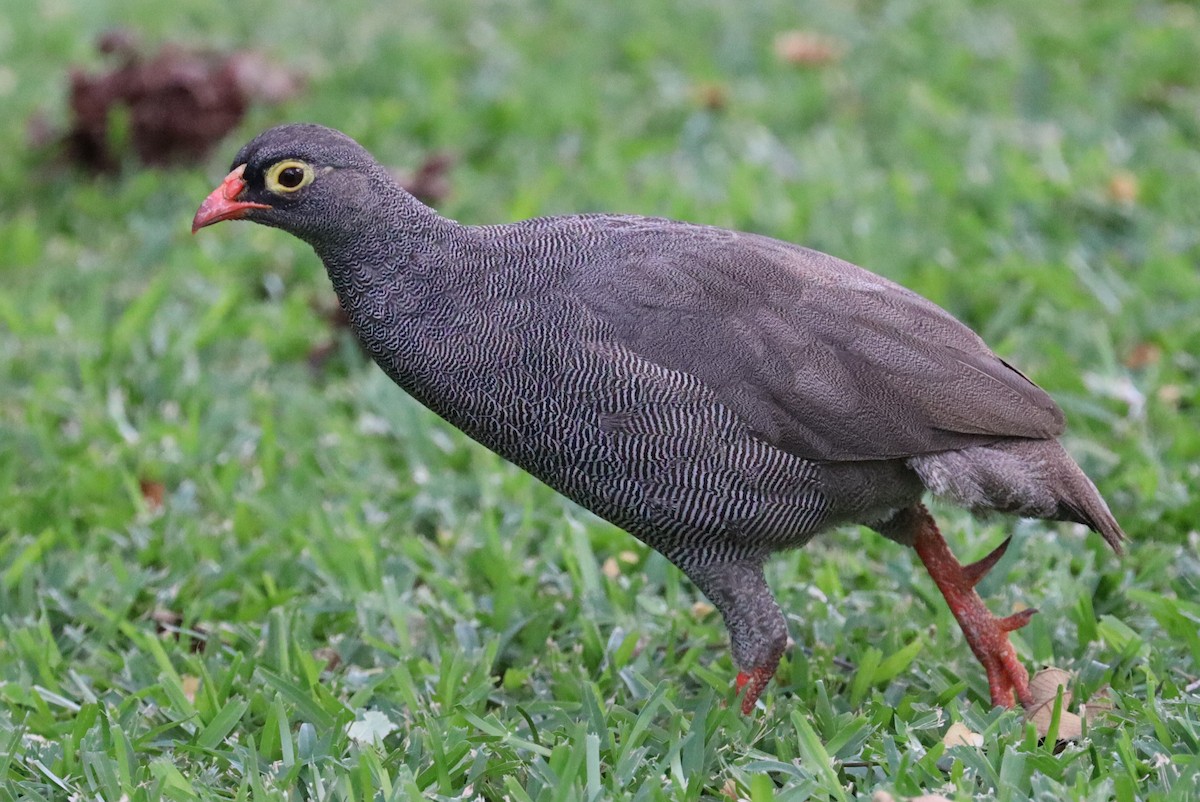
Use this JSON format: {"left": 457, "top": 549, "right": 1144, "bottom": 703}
{"left": 909, "top": 438, "right": 1126, "bottom": 553}
{"left": 1052, "top": 457, "right": 1126, "bottom": 555}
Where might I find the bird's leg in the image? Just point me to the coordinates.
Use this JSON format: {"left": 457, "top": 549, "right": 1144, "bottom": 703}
{"left": 908, "top": 505, "right": 1035, "bottom": 708}
{"left": 685, "top": 557, "right": 787, "bottom": 714}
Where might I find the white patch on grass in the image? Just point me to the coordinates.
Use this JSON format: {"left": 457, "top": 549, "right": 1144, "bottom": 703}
{"left": 347, "top": 709, "right": 398, "bottom": 746}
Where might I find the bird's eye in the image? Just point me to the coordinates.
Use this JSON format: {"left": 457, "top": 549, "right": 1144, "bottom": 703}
{"left": 265, "top": 160, "right": 315, "bottom": 194}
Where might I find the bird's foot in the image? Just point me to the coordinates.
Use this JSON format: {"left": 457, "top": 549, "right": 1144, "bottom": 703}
{"left": 911, "top": 509, "right": 1035, "bottom": 708}
{"left": 735, "top": 665, "right": 776, "bottom": 714}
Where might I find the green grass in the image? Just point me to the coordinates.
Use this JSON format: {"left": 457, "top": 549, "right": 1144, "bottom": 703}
{"left": 2, "top": 0, "right": 1199, "bottom": 798}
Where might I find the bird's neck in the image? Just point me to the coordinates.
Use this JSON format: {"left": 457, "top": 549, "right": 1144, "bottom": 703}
{"left": 311, "top": 188, "right": 470, "bottom": 306}
{"left": 309, "top": 190, "right": 479, "bottom": 396}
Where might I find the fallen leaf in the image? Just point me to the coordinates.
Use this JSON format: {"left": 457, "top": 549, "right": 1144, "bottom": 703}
{"left": 692, "top": 600, "right": 715, "bottom": 619}
{"left": 1025, "top": 666, "right": 1083, "bottom": 741}
{"left": 181, "top": 674, "right": 200, "bottom": 704}
{"left": 693, "top": 82, "right": 729, "bottom": 111}
{"left": 313, "top": 646, "right": 342, "bottom": 672}
{"left": 1029, "top": 666, "right": 1073, "bottom": 707}
{"left": 602, "top": 557, "right": 621, "bottom": 579}
{"left": 139, "top": 478, "right": 165, "bottom": 512}
{"left": 942, "top": 721, "right": 983, "bottom": 749}
{"left": 1082, "top": 686, "right": 1115, "bottom": 722}
{"left": 393, "top": 152, "right": 454, "bottom": 206}
{"left": 1107, "top": 170, "right": 1139, "bottom": 204}
{"left": 773, "top": 31, "right": 845, "bottom": 67}
{"left": 1158, "top": 385, "right": 1182, "bottom": 407}
{"left": 150, "top": 608, "right": 210, "bottom": 653}
{"left": 47, "top": 29, "right": 301, "bottom": 171}
{"left": 1124, "top": 342, "right": 1162, "bottom": 370}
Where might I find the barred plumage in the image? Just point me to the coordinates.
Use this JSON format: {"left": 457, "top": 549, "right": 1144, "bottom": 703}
{"left": 194, "top": 124, "right": 1125, "bottom": 712}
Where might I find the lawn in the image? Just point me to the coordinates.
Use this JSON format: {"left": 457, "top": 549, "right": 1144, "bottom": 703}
{"left": 1, "top": 0, "right": 1198, "bottom": 799}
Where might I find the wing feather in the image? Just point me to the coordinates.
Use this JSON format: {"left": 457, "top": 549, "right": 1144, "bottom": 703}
{"left": 569, "top": 222, "right": 1064, "bottom": 462}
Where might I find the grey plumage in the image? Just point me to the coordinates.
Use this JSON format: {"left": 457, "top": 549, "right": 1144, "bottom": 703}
{"left": 197, "top": 124, "right": 1125, "bottom": 708}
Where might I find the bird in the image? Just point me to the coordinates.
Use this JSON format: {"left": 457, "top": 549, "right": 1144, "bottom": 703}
{"left": 193, "top": 124, "right": 1125, "bottom": 713}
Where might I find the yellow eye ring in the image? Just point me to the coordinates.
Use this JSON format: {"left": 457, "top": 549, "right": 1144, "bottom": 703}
{"left": 265, "top": 160, "right": 315, "bottom": 193}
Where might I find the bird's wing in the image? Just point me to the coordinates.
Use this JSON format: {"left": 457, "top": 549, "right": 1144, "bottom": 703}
{"left": 568, "top": 222, "right": 1064, "bottom": 462}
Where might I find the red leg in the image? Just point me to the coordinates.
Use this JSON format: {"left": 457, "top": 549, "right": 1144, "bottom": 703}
{"left": 911, "top": 507, "right": 1034, "bottom": 708}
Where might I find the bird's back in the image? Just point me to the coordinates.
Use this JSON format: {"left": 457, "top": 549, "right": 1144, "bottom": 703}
{"left": 465, "top": 213, "right": 1065, "bottom": 457}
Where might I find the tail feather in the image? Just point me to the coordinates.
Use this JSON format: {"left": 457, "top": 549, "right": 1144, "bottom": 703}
{"left": 1055, "top": 472, "right": 1126, "bottom": 555}
{"left": 909, "top": 438, "right": 1126, "bottom": 553}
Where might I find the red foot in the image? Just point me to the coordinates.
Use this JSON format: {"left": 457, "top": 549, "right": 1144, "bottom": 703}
{"left": 912, "top": 510, "right": 1035, "bottom": 708}
{"left": 735, "top": 666, "right": 775, "bottom": 714}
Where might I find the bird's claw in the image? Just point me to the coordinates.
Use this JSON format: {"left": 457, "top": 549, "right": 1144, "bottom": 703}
{"left": 999, "top": 608, "right": 1038, "bottom": 633}
{"left": 961, "top": 536, "right": 1013, "bottom": 588}
{"left": 911, "top": 511, "right": 1037, "bottom": 709}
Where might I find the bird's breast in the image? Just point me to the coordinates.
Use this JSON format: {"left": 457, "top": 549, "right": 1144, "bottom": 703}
{"left": 351, "top": 296, "right": 833, "bottom": 553}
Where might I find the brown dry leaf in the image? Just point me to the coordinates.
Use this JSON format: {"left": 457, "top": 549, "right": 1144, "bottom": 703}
{"left": 1082, "top": 686, "right": 1115, "bottom": 722}
{"left": 1025, "top": 667, "right": 1083, "bottom": 741}
{"left": 1158, "top": 385, "right": 1183, "bottom": 408}
{"left": 181, "top": 674, "right": 200, "bottom": 704}
{"left": 618, "top": 550, "right": 640, "bottom": 564}
{"left": 691, "top": 600, "right": 716, "bottom": 619}
{"left": 693, "top": 82, "right": 729, "bottom": 111}
{"left": 943, "top": 721, "right": 983, "bottom": 749}
{"left": 52, "top": 29, "right": 301, "bottom": 171}
{"left": 139, "top": 478, "right": 165, "bottom": 512}
{"left": 1125, "top": 342, "right": 1162, "bottom": 370}
{"left": 773, "top": 31, "right": 845, "bottom": 67}
{"left": 150, "top": 608, "right": 182, "bottom": 630}
{"left": 150, "top": 608, "right": 210, "bottom": 653}
{"left": 1029, "top": 667, "right": 1074, "bottom": 706}
{"left": 602, "top": 557, "right": 621, "bottom": 579}
{"left": 394, "top": 153, "right": 454, "bottom": 207}
{"left": 720, "top": 778, "right": 741, "bottom": 801}
{"left": 1107, "top": 170, "right": 1140, "bottom": 204}
{"left": 313, "top": 646, "right": 342, "bottom": 672}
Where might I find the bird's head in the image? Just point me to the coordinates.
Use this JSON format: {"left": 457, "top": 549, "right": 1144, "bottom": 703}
{"left": 192, "top": 124, "right": 388, "bottom": 242}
